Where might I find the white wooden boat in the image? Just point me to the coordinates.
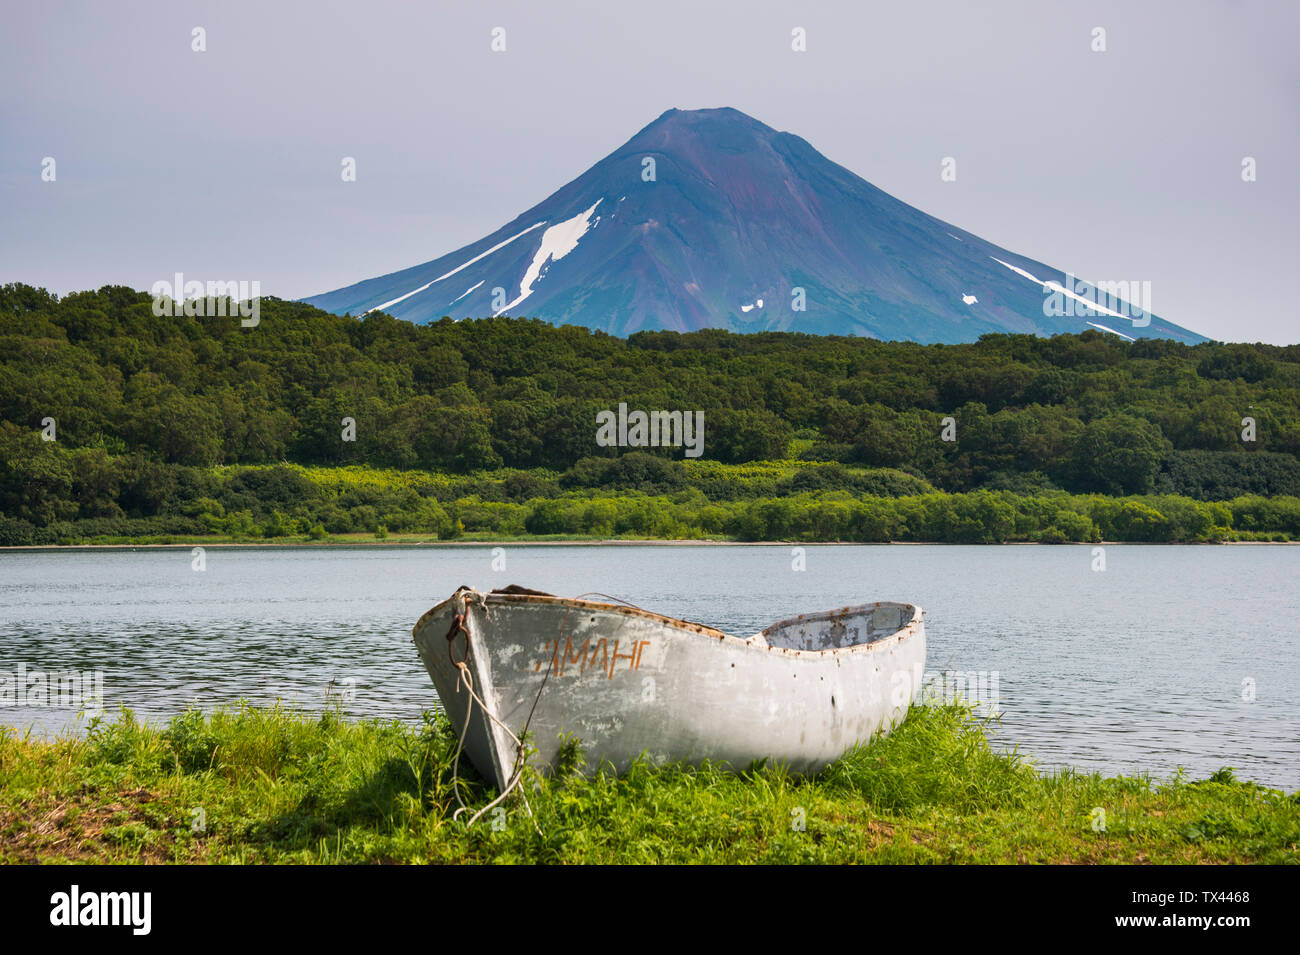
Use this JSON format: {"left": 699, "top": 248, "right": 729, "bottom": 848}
{"left": 412, "top": 586, "right": 925, "bottom": 791}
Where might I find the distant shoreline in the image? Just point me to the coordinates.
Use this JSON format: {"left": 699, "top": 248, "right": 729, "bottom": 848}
{"left": 3, "top": 538, "right": 1296, "bottom": 553}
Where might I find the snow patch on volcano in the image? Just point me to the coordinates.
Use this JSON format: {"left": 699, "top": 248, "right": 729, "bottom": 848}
{"left": 368, "top": 222, "right": 545, "bottom": 314}
{"left": 497, "top": 200, "right": 603, "bottom": 314}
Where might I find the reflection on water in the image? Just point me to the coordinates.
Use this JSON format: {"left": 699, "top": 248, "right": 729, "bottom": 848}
{"left": 0, "top": 544, "right": 1295, "bottom": 789}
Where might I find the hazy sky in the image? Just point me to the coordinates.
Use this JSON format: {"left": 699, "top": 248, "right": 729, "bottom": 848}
{"left": 2, "top": 0, "right": 1296, "bottom": 343}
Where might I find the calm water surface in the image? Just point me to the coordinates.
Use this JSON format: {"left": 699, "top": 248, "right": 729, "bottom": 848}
{"left": 0, "top": 544, "right": 1295, "bottom": 789}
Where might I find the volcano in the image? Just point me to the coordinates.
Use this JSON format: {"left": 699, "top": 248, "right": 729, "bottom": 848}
{"left": 305, "top": 107, "right": 1203, "bottom": 344}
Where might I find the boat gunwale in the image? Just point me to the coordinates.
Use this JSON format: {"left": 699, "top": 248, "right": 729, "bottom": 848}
{"left": 413, "top": 589, "right": 923, "bottom": 659}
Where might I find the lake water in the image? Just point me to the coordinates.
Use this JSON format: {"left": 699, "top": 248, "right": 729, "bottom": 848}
{"left": 0, "top": 544, "right": 1295, "bottom": 790}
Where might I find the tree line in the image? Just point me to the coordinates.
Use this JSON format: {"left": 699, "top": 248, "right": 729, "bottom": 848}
{"left": 1, "top": 282, "right": 1298, "bottom": 544}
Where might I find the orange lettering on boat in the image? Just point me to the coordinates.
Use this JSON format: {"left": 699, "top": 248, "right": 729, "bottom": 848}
{"left": 523, "top": 639, "right": 652, "bottom": 678}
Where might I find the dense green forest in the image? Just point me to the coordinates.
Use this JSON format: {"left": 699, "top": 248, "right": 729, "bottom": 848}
{"left": 2, "top": 283, "right": 1298, "bottom": 544}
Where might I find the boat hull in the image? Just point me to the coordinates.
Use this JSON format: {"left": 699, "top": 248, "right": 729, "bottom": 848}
{"left": 412, "top": 590, "right": 925, "bottom": 790}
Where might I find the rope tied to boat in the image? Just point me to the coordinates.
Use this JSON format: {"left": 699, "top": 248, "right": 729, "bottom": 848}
{"left": 442, "top": 588, "right": 647, "bottom": 833}
{"left": 445, "top": 589, "right": 541, "bottom": 833}
{"left": 445, "top": 611, "right": 469, "bottom": 666}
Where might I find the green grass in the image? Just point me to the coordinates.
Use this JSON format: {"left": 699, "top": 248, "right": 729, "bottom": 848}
{"left": 1, "top": 703, "right": 1295, "bottom": 864}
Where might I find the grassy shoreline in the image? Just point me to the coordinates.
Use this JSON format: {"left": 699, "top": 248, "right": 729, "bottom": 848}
{"left": 2, "top": 704, "right": 1295, "bottom": 864}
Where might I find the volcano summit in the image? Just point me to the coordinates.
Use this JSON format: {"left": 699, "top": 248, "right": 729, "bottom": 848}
{"left": 306, "top": 108, "right": 1203, "bottom": 344}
